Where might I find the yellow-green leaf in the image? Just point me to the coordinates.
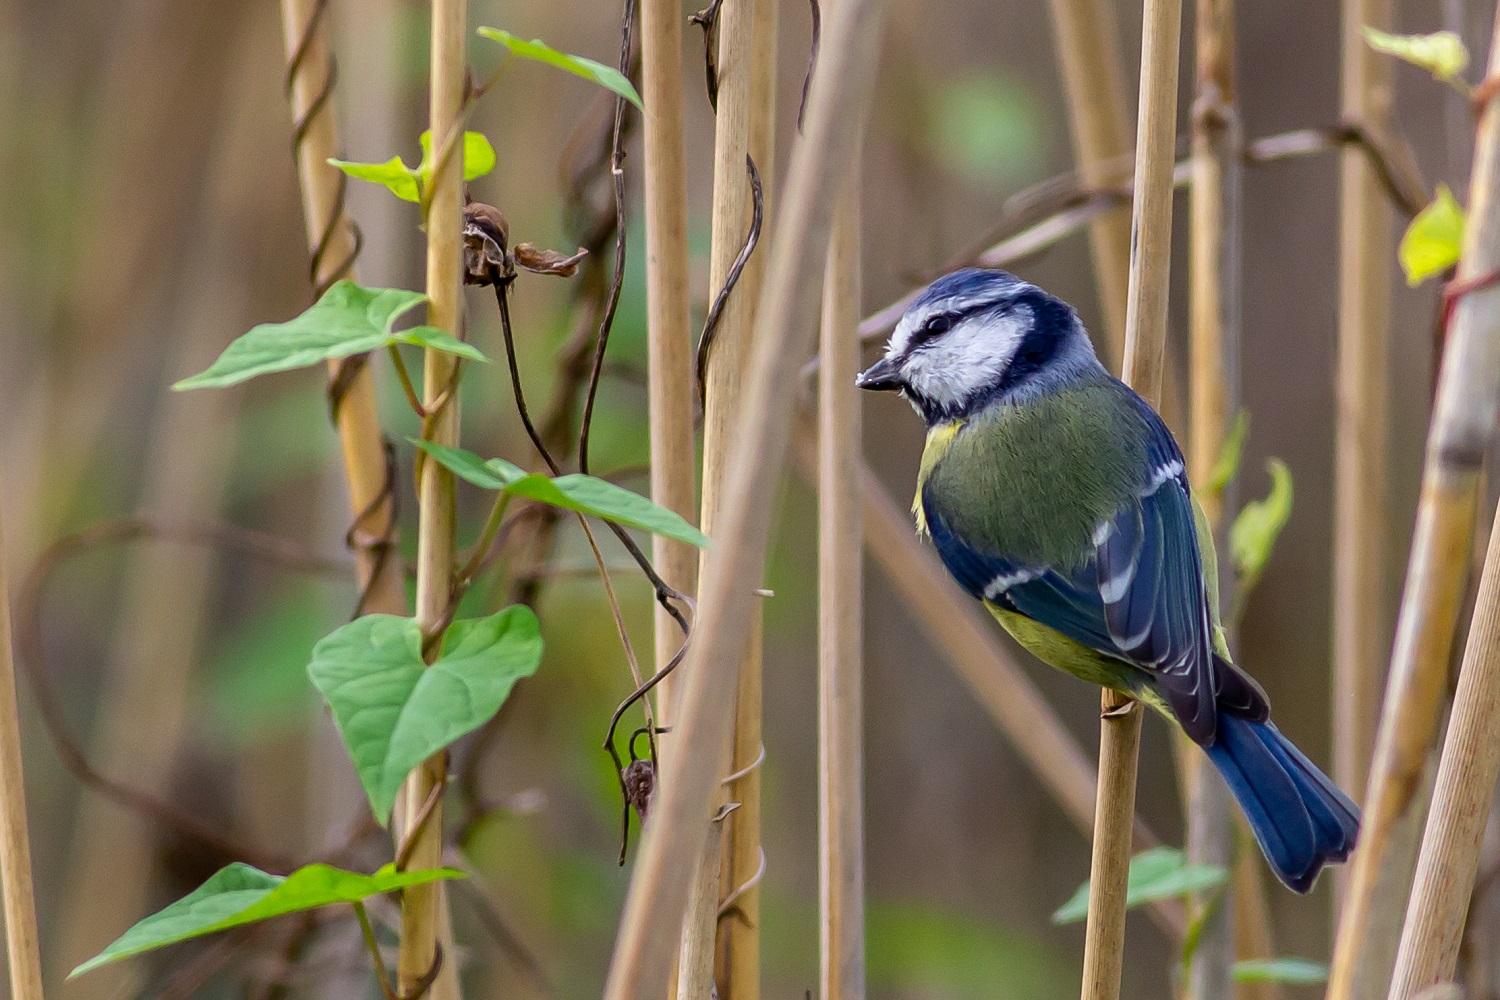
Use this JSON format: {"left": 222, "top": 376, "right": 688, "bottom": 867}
{"left": 329, "top": 130, "right": 496, "bottom": 203}
{"left": 1400, "top": 184, "right": 1466, "bottom": 286}
{"left": 1363, "top": 27, "right": 1470, "bottom": 81}
{"left": 1205, "top": 410, "right": 1250, "bottom": 493}
{"left": 478, "top": 27, "right": 643, "bottom": 109}
{"left": 1230, "top": 459, "right": 1293, "bottom": 600}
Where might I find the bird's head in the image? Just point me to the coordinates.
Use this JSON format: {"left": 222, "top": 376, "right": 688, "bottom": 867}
{"left": 856, "top": 268, "right": 1099, "bottom": 423}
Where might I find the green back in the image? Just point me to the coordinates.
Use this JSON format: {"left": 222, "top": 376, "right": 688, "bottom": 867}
{"left": 920, "top": 378, "right": 1151, "bottom": 569}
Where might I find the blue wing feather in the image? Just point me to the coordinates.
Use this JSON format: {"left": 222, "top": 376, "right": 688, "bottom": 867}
{"left": 922, "top": 391, "right": 1223, "bottom": 743}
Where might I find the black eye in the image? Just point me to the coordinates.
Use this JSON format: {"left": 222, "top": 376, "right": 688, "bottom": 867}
{"left": 920, "top": 313, "right": 953, "bottom": 339}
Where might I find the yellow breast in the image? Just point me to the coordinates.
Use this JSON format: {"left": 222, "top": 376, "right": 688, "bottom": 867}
{"left": 913, "top": 419, "right": 964, "bottom": 537}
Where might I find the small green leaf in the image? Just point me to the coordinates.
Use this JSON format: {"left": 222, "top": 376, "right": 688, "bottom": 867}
{"left": 1400, "top": 184, "right": 1466, "bottom": 286}
{"left": 1363, "top": 27, "right": 1470, "bottom": 82}
{"left": 416, "top": 130, "right": 498, "bottom": 186}
{"left": 1230, "top": 459, "right": 1294, "bottom": 598}
{"left": 1232, "top": 958, "right": 1330, "bottom": 985}
{"left": 1052, "top": 847, "right": 1227, "bottom": 925}
{"left": 329, "top": 130, "right": 497, "bottom": 202}
{"left": 411, "top": 439, "right": 528, "bottom": 490}
{"left": 1206, "top": 410, "right": 1250, "bottom": 493}
{"left": 307, "top": 607, "right": 542, "bottom": 824}
{"left": 175, "top": 281, "right": 486, "bottom": 390}
{"left": 326, "top": 154, "right": 422, "bottom": 202}
{"left": 478, "top": 27, "right": 643, "bottom": 109}
{"left": 411, "top": 440, "right": 709, "bottom": 547}
{"left": 71, "top": 862, "right": 462, "bottom": 977}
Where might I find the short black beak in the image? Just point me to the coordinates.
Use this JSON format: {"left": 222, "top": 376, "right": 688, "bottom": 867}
{"left": 855, "top": 356, "right": 902, "bottom": 392}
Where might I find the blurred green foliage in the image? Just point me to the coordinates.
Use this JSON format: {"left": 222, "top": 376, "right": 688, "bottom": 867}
{"left": 928, "top": 72, "right": 1044, "bottom": 188}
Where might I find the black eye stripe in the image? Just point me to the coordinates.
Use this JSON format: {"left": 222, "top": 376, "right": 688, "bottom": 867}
{"left": 915, "top": 312, "right": 954, "bottom": 342}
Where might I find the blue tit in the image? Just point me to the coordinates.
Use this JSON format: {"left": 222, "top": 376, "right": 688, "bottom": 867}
{"left": 857, "top": 267, "right": 1358, "bottom": 893}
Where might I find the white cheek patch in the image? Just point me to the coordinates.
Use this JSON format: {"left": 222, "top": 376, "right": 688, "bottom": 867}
{"left": 898, "top": 306, "right": 1030, "bottom": 409}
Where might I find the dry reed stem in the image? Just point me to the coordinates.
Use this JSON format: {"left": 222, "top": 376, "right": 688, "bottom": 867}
{"left": 641, "top": 0, "right": 698, "bottom": 723}
{"left": 601, "top": 1, "right": 888, "bottom": 995}
{"left": 677, "top": 819, "right": 726, "bottom": 1000}
{"left": 1186, "top": 0, "right": 1239, "bottom": 995}
{"left": 1332, "top": 0, "right": 1394, "bottom": 832}
{"left": 696, "top": 0, "right": 773, "bottom": 994}
{"left": 1389, "top": 496, "right": 1500, "bottom": 997}
{"left": 818, "top": 174, "right": 866, "bottom": 1000}
{"left": 1082, "top": 0, "right": 1183, "bottom": 995}
{"left": 397, "top": 0, "right": 467, "bottom": 995}
{"left": 280, "top": 0, "right": 407, "bottom": 618}
{"left": 1044, "top": 0, "right": 1134, "bottom": 363}
{"left": 0, "top": 507, "right": 44, "bottom": 1000}
{"left": 718, "top": 1, "right": 778, "bottom": 994}
{"left": 1328, "top": 9, "right": 1500, "bottom": 998}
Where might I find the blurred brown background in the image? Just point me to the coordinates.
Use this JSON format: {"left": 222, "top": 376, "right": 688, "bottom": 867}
{"left": 0, "top": 0, "right": 1474, "bottom": 997}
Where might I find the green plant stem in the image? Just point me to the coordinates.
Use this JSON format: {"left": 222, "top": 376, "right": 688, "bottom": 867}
{"left": 354, "top": 902, "right": 399, "bottom": 1000}
{"left": 388, "top": 345, "right": 428, "bottom": 418}
{"left": 457, "top": 494, "right": 513, "bottom": 585}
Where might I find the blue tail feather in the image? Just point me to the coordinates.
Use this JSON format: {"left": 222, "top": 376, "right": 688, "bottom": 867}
{"left": 1206, "top": 712, "right": 1359, "bottom": 893}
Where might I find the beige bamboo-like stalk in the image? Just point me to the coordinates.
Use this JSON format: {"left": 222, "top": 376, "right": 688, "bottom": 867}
{"left": 1332, "top": 0, "right": 1394, "bottom": 833}
{"left": 0, "top": 505, "right": 43, "bottom": 1000}
{"left": 1081, "top": 0, "right": 1182, "bottom": 996}
{"left": 1186, "top": 0, "right": 1239, "bottom": 995}
{"left": 1327, "top": 9, "right": 1500, "bottom": 998}
{"left": 696, "top": 0, "right": 771, "bottom": 996}
{"left": 1389, "top": 496, "right": 1500, "bottom": 997}
{"left": 677, "top": 820, "right": 726, "bottom": 1000}
{"left": 818, "top": 178, "right": 865, "bottom": 1000}
{"left": 641, "top": 0, "right": 698, "bottom": 723}
{"left": 396, "top": 0, "right": 466, "bottom": 995}
{"left": 601, "top": 0, "right": 888, "bottom": 994}
{"left": 1044, "top": 0, "right": 1134, "bottom": 363}
{"left": 280, "top": 0, "right": 407, "bottom": 619}
{"left": 717, "top": 0, "right": 778, "bottom": 993}
{"left": 693, "top": 0, "right": 756, "bottom": 983}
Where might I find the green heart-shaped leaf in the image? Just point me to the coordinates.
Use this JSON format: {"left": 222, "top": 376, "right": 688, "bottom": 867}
{"left": 72, "top": 862, "right": 463, "bottom": 978}
{"left": 478, "top": 27, "right": 642, "bottom": 109}
{"left": 329, "top": 130, "right": 497, "bottom": 203}
{"left": 411, "top": 439, "right": 708, "bottom": 548}
{"left": 1052, "top": 847, "right": 1227, "bottom": 925}
{"left": 175, "top": 281, "right": 487, "bottom": 390}
{"left": 308, "top": 607, "right": 542, "bottom": 824}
